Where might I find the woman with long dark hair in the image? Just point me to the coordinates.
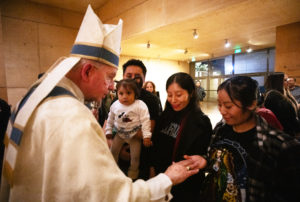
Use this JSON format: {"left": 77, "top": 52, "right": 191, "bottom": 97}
{"left": 150, "top": 72, "right": 212, "bottom": 202}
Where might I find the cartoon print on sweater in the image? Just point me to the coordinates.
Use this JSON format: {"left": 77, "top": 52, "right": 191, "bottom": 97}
{"left": 118, "top": 112, "right": 133, "bottom": 123}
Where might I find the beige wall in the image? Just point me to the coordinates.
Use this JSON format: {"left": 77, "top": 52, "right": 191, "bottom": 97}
{"left": 0, "top": 8, "right": 8, "bottom": 102}
{"left": 275, "top": 21, "right": 300, "bottom": 80}
{"left": 1, "top": 0, "right": 188, "bottom": 107}
{"left": 0, "top": 0, "right": 82, "bottom": 107}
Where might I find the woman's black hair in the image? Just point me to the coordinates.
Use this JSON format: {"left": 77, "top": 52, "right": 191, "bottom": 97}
{"left": 264, "top": 72, "right": 284, "bottom": 94}
{"left": 264, "top": 90, "right": 300, "bottom": 137}
{"left": 115, "top": 79, "right": 140, "bottom": 99}
{"left": 164, "top": 72, "right": 199, "bottom": 112}
{"left": 217, "top": 76, "right": 258, "bottom": 110}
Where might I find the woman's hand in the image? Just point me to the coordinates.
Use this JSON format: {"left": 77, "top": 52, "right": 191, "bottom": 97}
{"left": 164, "top": 160, "right": 199, "bottom": 185}
{"left": 183, "top": 155, "right": 207, "bottom": 170}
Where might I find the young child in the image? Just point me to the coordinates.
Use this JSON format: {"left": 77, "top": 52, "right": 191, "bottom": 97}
{"left": 105, "top": 79, "right": 152, "bottom": 180}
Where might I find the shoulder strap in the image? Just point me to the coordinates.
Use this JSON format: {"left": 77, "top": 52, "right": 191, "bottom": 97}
{"left": 172, "top": 112, "right": 190, "bottom": 161}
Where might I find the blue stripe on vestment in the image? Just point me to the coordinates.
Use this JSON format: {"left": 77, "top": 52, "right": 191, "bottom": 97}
{"left": 10, "top": 86, "right": 75, "bottom": 145}
{"left": 71, "top": 44, "right": 119, "bottom": 67}
{"left": 10, "top": 127, "right": 22, "bottom": 145}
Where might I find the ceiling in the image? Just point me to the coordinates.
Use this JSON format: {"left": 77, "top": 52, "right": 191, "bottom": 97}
{"left": 29, "top": 0, "right": 300, "bottom": 62}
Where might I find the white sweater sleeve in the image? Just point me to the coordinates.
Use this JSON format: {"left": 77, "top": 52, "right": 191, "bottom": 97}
{"left": 105, "top": 103, "right": 116, "bottom": 135}
{"left": 138, "top": 100, "right": 152, "bottom": 139}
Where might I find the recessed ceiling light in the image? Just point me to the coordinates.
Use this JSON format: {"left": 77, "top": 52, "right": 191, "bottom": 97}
{"left": 193, "top": 29, "right": 198, "bottom": 39}
{"left": 224, "top": 39, "right": 231, "bottom": 48}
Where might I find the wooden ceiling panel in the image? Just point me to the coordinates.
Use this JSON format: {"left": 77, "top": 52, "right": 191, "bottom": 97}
{"left": 28, "top": 0, "right": 300, "bottom": 61}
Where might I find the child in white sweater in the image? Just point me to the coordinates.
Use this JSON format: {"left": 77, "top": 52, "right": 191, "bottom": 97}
{"left": 105, "top": 79, "right": 152, "bottom": 179}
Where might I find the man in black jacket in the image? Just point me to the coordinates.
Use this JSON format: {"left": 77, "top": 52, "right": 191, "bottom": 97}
{"left": 111, "top": 59, "right": 162, "bottom": 180}
{"left": 0, "top": 98, "right": 11, "bottom": 182}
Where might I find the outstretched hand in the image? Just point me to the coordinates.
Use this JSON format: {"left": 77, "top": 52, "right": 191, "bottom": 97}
{"left": 164, "top": 155, "right": 207, "bottom": 185}
{"left": 183, "top": 155, "right": 207, "bottom": 170}
{"left": 164, "top": 159, "right": 199, "bottom": 185}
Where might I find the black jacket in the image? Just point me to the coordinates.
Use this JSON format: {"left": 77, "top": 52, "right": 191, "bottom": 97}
{"left": 151, "top": 107, "right": 212, "bottom": 202}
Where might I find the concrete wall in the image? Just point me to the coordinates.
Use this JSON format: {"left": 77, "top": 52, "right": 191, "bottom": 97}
{"left": 0, "top": 0, "right": 83, "bottom": 107}
{"left": 276, "top": 22, "right": 300, "bottom": 80}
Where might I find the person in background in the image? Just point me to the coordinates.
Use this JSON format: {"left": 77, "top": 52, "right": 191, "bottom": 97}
{"left": 199, "top": 76, "right": 300, "bottom": 201}
{"left": 265, "top": 72, "right": 299, "bottom": 118}
{"left": 0, "top": 98, "right": 11, "bottom": 183}
{"left": 256, "top": 86, "right": 283, "bottom": 131}
{"left": 143, "top": 81, "right": 163, "bottom": 113}
{"left": 96, "top": 90, "right": 116, "bottom": 127}
{"left": 106, "top": 79, "right": 152, "bottom": 180}
{"left": 144, "top": 81, "right": 159, "bottom": 98}
{"left": 283, "top": 74, "right": 300, "bottom": 109}
{"left": 288, "top": 77, "right": 300, "bottom": 103}
{"left": 96, "top": 90, "right": 116, "bottom": 128}
{"left": 150, "top": 72, "right": 212, "bottom": 202}
{"left": 0, "top": 5, "right": 201, "bottom": 201}
{"left": 264, "top": 89, "right": 300, "bottom": 138}
{"left": 97, "top": 100, "right": 109, "bottom": 127}
{"left": 195, "top": 80, "right": 206, "bottom": 106}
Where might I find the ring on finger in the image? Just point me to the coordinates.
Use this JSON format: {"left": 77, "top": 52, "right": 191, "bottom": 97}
{"left": 186, "top": 166, "right": 191, "bottom": 171}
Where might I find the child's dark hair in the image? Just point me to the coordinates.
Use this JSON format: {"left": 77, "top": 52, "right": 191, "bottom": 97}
{"left": 218, "top": 76, "right": 258, "bottom": 110}
{"left": 116, "top": 79, "right": 140, "bottom": 99}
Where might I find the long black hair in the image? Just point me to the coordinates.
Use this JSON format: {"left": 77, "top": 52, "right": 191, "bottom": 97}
{"left": 264, "top": 72, "right": 284, "bottom": 94}
{"left": 164, "top": 72, "right": 199, "bottom": 113}
{"left": 264, "top": 90, "right": 300, "bottom": 137}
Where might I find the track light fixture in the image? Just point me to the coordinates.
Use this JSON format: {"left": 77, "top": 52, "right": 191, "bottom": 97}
{"left": 184, "top": 48, "right": 188, "bottom": 54}
{"left": 246, "top": 46, "right": 252, "bottom": 53}
{"left": 147, "top": 41, "right": 150, "bottom": 48}
{"left": 193, "top": 29, "right": 198, "bottom": 39}
{"left": 224, "top": 39, "right": 231, "bottom": 48}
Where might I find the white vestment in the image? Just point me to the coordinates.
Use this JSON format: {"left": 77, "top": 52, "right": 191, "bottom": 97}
{"left": 0, "top": 77, "right": 172, "bottom": 202}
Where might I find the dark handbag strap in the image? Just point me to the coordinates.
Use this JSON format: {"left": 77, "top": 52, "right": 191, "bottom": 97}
{"left": 172, "top": 112, "right": 189, "bottom": 161}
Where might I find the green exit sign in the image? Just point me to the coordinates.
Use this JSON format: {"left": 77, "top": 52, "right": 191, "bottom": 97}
{"left": 234, "top": 48, "right": 242, "bottom": 54}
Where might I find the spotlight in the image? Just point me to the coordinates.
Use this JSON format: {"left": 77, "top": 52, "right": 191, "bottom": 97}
{"left": 184, "top": 49, "right": 188, "bottom": 54}
{"left": 246, "top": 47, "right": 252, "bottom": 53}
{"left": 193, "top": 29, "right": 198, "bottom": 39}
{"left": 224, "top": 39, "right": 230, "bottom": 48}
{"left": 147, "top": 41, "right": 150, "bottom": 48}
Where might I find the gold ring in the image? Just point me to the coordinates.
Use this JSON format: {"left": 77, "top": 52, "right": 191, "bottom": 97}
{"left": 186, "top": 166, "right": 190, "bottom": 171}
